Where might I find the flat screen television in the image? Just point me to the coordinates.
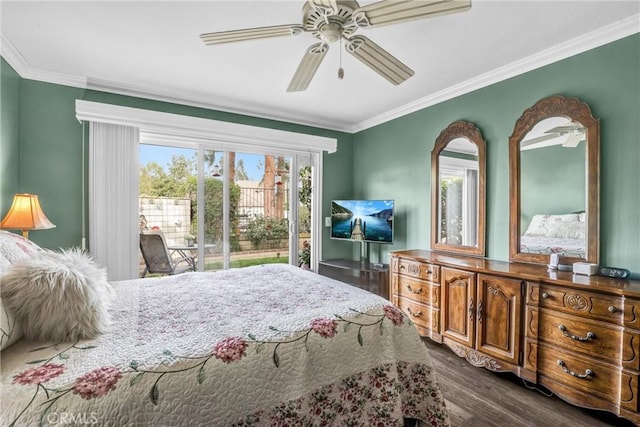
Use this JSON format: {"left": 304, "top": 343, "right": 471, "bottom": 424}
{"left": 330, "top": 200, "right": 394, "bottom": 244}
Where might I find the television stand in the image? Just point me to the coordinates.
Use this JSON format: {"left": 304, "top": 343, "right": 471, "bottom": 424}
{"left": 318, "top": 258, "right": 389, "bottom": 299}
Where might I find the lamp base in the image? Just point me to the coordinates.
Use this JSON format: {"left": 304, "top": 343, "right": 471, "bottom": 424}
{"left": 21, "top": 230, "right": 29, "bottom": 239}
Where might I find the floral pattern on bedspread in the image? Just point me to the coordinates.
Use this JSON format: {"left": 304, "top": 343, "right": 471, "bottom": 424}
{"left": 520, "top": 235, "right": 586, "bottom": 258}
{"left": 232, "top": 362, "right": 448, "bottom": 427}
{"left": 2, "top": 264, "right": 449, "bottom": 427}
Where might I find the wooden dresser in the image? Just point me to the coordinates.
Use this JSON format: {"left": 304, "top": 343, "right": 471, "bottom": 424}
{"left": 390, "top": 249, "right": 640, "bottom": 425}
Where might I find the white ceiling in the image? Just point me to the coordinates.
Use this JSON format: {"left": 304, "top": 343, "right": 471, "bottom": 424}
{"left": 1, "top": 1, "right": 638, "bottom": 133}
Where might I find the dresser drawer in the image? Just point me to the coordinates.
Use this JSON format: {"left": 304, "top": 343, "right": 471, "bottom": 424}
{"left": 539, "top": 285, "right": 623, "bottom": 324}
{"left": 538, "top": 309, "right": 621, "bottom": 364}
{"left": 393, "top": 276, "right": 440, "bottom": 307}
{"left": 624, "top": 299, "right": 640, "bottom": 329}
{"left": 538, "top": 344, "right": 621, "bottom": 405}
{"left": 396, "top": 296, "right": 439, "bottom": 332}
{"left": 395, "top": 259, "right": 440, "bottom": 282}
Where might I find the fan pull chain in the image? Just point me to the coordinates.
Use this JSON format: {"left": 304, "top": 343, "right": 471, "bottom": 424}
{"left": 338, "top": 38, "right": 344, "bottom": 80}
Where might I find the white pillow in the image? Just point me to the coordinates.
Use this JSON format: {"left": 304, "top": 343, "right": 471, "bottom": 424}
{"left": 1, "top": 297, "right": 23, "bottom": 350}
{"left": 0, "top": 230, "right": 41, "bottom": 274}
{"left": 546, "top": 221, "right": 586, "bottom": 239}
{"left": 0, "top": 231, "right": 41, "bottom": 349}
{"left": 524, "top": 214, "right": 580, "bottom": 237}
{"left": 1, "top": 249, "right": 114, "bottom": 342}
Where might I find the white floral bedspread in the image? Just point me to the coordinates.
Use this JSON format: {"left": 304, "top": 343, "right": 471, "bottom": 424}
{"left": 1, "top": 264, "right": 449, "bottom": 426}
{"left": 520, "top": 235, "right": 586, "bottom": 258}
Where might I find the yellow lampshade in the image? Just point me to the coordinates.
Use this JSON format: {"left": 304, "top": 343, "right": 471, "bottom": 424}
{"left": 1, "top": 193, "right": 56, "bottom": 239}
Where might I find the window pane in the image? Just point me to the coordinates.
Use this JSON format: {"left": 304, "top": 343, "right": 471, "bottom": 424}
{"left": 139, "top": 144, "right": 197, "bottom": 277}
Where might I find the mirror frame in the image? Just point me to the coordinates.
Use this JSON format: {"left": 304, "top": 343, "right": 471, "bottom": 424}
{"left": 431, "top": 120, "right": 486, "bottom": 256}
{"left": 509, "top": 95, "right": 600, "bottom": 265}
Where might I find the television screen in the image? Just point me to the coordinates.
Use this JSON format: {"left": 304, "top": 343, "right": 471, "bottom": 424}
{"left": 331, "top": 200, "right": 394, "bottom": 243}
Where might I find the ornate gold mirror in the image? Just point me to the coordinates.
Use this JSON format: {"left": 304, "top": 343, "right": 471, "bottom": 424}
{"left": 509, "top": 95, "right": 599, "bottom": 265}
{"left": 431, "top": 121, "right": 486, "bottom": 256}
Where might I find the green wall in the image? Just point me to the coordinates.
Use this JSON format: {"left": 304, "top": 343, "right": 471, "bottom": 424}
{"left": 353, "top": 34, "right": 640, "bottom": 272}
{"left": 1, "top": 58, "right": 21, "bottom": 214}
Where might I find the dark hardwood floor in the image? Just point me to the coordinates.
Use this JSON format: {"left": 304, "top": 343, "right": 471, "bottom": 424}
{"left": 424, "top": 339, "right": 636, "bottom": 427}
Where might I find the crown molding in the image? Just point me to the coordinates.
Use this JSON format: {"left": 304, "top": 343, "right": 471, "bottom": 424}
{"left": 1, "top": 31, "right": 87, "bottom": 88}
{"left": 350, "top": 14, "right": 640, "bottom": 133}
{"left": 84, "top": 78, "right": 351, "bottom": 132}
{"left": 0, "top": 31, "right": 349, "bottom": 132}
{"left": 3, "top": 14, "right": 639, "bottom": 135}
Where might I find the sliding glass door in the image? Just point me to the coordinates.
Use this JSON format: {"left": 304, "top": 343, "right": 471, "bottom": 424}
{"left": 139, "top": 142, "right": 315, "bottom": 274}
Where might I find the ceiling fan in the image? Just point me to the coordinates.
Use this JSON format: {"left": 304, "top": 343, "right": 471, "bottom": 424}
{"left": 521, "top": 125, "right": 586, "bottom": 151}
{"left": 200, "top": 0, "right": 471, "bottom": 92}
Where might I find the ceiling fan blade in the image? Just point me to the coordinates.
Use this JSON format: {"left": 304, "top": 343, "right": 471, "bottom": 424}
{"left": 287, "top": 43, "right": 329, "bottom": 92}
{"left": 200, "top": 24, "right": 304, "bottom": 45}
{"left": 520, "top": 133, "right": 562, "bottom": 149}
{"left": 345, "top": 35, "right": 414, "bottom": 85}
{"left": 562, "top": 133, "right": 584, "bottom": 147}
{"left": 353, "top": 0, "right": 471, "bottom": 28}
{"left": 545, "top": 125, "right": 584, "bottom": 134}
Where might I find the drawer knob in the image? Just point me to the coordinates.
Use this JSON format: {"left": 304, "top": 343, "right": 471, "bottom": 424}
{"left": 557, "top": 360, "right": 594, "bottom": 379}
{"left": 558, "top": 324, "right": 597, "bottom": 342}
{"left": 608, "top": 306, "right": 618, "bottom": 313}
{"left": 406, "top": 285, "right": 423, "bottom": 295}
{"left": 406, "top": 307, "right": 422, "bottom": 318}
{"left": 541, "top": 292, "right": 550, "bottom": 299}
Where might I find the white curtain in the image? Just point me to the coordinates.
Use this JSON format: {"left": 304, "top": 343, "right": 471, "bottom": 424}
{"left": 89, "top": 122, "right": 139, "bottom": 280}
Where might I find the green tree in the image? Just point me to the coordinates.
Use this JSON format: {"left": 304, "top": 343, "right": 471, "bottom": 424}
{"left": 298, "top": 165, "right": 312, "bottom": 232}
{"left": 235, "top": 158, "right": 249, "bottom": 180}
{"left": 139, "top": 162, "right": 170, "bottom": 196}
{"left": 139, "top": 156, "right": 196, "bottom": 198}
{"left": 440, "top": 177, "right": 463, "bottom": 244}
{"left": 167, "top": 155, "right": 196, "bottom": 197}
{"left": 190, "top": 178, "right": 241, "bottom": 251}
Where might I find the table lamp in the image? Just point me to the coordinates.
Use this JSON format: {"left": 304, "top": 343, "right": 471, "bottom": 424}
{"left": 1, "top": 193, "right": 56, "bottom": 239}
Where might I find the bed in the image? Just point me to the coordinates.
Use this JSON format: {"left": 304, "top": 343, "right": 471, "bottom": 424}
{"left": 1, "top": 232, "right": 449, "bottom": 426}
{"left": 519, "top": 213, "right": 586, "bottom": 258}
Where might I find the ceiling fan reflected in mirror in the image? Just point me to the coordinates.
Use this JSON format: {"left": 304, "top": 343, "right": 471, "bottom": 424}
{"left": 200, "top": 0, "right": 472, "bottom": 92}
{"left": 521, "top": 124, "right": 586, "bottom": 151}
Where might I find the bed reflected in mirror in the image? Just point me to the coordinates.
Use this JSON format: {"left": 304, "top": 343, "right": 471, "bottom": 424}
{"left": 431, "top": 121, "right": 486, "bottom": 256}
{"left": 509, "top": 95, "right": 600, "bottom": 265}
{"left": 520, "top": 117, "right": 586, "bottom": 258}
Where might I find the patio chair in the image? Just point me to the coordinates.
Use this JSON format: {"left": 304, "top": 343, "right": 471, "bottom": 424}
{"left": 139, "top": 231, "right": 195, "bottom": 277}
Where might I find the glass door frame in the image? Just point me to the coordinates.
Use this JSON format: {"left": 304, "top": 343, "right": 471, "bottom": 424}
{"left": 197, "top": 147, "right": 320, "bottom": 271}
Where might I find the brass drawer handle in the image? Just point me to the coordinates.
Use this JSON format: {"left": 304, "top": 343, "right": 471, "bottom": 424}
{"left": 477, "top": 300, "right": 484, "bottom": 323}
{"left": 608, "top": 306, "right": 619, "bottom": 313}
{"left": 406, "top": 307, "right": 422, "bottom": 318}
{"left": 400, "top": 264, "right": 406, "bottom": 270}
{"left": 558, "top": 325, "right": 596, "bottom": 342}
{"left": 468, "top": 299, "right": 474, "bottom": 320}
{"left": 541, "top": 292, "right": 550, "bottom": 299}
{"left": 557, "top": 360, "right": 594, "bottom": 379}
{"left": 406, "top": 285, "right": 423, "bottom": 295}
